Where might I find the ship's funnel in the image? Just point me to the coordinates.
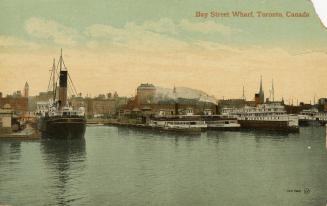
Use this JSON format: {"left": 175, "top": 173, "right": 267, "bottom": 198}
{"left": 59, "top": 70, "right": 67, "bottom": 109}
{"left": 174, "top": 103, "right": 179, "bottom": 115}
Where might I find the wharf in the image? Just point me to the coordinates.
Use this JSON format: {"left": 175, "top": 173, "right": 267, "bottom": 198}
{"left": 0, "top": 125, "right": 40, "bottom": 141}
{"left": 103, "top": 120, "right": 203, "bottom": 135}
{"left": 104, "top": 121, "right": 152, "bottom": 129}
{"left": 87, "top": 119, "right": 148, "bottom": 128}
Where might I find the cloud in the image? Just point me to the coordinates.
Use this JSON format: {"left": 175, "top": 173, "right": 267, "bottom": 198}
{"left": 179, "top": 19, "right": 239, "bottom": 35}
{"left": 25, "top": 17, "right": 79, "bottom": 46}
{"left": 85, "top": 22, "right": 188, "bottom": 51}
{"left": 0, "top": 35, "right": 40, "bottom": 49}
{"left": 141, "top": 18, "right": 178, "bottom": 34}
{"left": 21, "top": 17, "right": 239, "bottom": 51}
{"left": 83, "top": 18, "right": 240, "bottom": 51}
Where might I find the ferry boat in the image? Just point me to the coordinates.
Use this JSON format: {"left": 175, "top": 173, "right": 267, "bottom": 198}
{"left": 36, "top": 50, "right": 86, "bottom": 139}
{"left": 201, "top": 115, "right": 240, "bottom": 131}
{"left": 149, "top": 115, "right": 207, "bottom": 134}
{"left": 298, "top": 108, "right": 327, "bottom": 126}
{"left": 221, "top": 103, "right": 299, "bottom": 132}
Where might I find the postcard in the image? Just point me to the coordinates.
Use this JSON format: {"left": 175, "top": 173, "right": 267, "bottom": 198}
{"left": 0, "top": 0, "right": 326, "bottom": 205}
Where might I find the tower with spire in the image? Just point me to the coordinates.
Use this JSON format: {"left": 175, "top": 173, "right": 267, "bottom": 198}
{"left": 254, "top": 76, "right": 265, "bottom": 105}
{"left": 271, "top": 79, "right": 274, "bottom": 102}
{"left": 258, "top": 76, "right": 264, "bottom": 104}
{"left": 24, "top": 81, "right": 29, "bottom": 97}
{"left": 242, "top": 85, "right": 246, "bottom": 100}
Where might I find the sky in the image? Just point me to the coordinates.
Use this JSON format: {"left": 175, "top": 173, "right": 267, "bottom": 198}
{"left": 0, "top": 0, "right": 327, "bottom": 103}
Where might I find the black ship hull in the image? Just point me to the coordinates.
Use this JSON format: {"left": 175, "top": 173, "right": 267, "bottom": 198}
{"left": 38, "top": 116, "right": 86, "bottom": 139}
{"left": 299, "top": 119, "right": 327, "bottom": 127}
{"left": 238, "top": 120, "right": 299, "bottom": 133}
{"left": 206, "top": 126, "right": 241, "bottom": 131}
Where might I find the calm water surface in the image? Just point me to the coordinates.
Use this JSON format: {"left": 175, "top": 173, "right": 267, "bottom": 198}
{"left": 0, "top": 126, "right": 326, "bottom": 206}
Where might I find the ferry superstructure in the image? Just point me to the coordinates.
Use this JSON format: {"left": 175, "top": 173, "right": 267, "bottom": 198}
{"left": 298, "top": 108, "right": 327, "bottom": 126}
{"left": 149, "top": 115, "right": 206, "bottom": 134}
{"left": 221, "top": 103, "right": 299, "bottom": 132}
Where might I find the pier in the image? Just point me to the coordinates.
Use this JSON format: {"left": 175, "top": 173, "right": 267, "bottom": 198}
{"left": 0, "top": 124, "right": 40, "bottom": 140}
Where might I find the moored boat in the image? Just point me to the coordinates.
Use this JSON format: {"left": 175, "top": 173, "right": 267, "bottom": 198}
{"left": 222, "top": 103, "right": 299, "bottom": 132}
{"left": 36, "top": 50, "right": 86, "bottom": 139}
{"left": 149, "top": 115, "right": 206, "bottom": 134}
{"left": 298, "top": 108, "right": 327, "bottom": 126}
{"left": 201, "top": 115, "right": 240, "bottom": 131}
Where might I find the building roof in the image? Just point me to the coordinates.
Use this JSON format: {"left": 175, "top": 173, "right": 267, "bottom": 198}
{"left": 137, "top": 83, "right": 155, "bottom": 89}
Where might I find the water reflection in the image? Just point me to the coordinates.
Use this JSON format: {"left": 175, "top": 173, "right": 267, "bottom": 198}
{"left": 251, "top": 130, "right": 291, "bottom": 143}
{"left": 117, "top": 126, "right": 201, "bottom": 142}
{"left": 40, "top": 138, "right": 86, "bottom": 206}
{"left": 0, "top": 141, "right": 22, "bottom": 165}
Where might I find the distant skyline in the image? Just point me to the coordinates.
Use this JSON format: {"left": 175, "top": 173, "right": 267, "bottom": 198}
{"left": 1, "top": 0, "right": 327, "bottom": 103}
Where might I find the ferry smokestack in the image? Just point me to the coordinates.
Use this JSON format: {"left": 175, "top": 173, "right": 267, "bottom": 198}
{"left": 175, "top": 103, "right": 179, "bottom": 115}
{"left": 59, "top": 70, "right": 67, "bottom": 108}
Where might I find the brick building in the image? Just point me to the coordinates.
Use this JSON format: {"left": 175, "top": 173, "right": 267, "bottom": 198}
{"left": 136, "top": 83, "right": 156, "bottom": 105}
{"left": 120, "top": 97, "right": 217, "bottom": 118}
{"left": 0, "top": 92, "right": 28, "bottom": 115}
{"left": 70, "top": 94, "right": 128, "bottom": 118}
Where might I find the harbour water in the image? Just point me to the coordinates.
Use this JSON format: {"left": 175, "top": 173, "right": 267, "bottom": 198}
{"left": 0, "top": 126, "right": 326, "bottom": 206}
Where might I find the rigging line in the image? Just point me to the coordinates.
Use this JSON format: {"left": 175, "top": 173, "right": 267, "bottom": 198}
{"left": 53, "top": 80, "right": 58, "bottom": 99}
{"left": 47, "top": 68, "right": 53, "bottom": 91}
{"left": 68, "top": 72, "right": 78, "bottom": 96}
{"left": 67, "top": 79, "right": 75, "bottom": 97}
{"left": 55, "top": 59, "right": 61, "bottom": 80}
{"left": 67, "top": 75, "right": 76, "bottom": 97}
{"left": 59, "top": 53, "right": 77, "bottom": 95}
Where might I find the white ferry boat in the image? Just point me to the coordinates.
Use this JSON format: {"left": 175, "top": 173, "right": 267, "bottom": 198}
{"left": 149, "top": 115, "right": 207, "bottom": 134}
{"left": 201, "top": 115, "right": 240, "bottom": 130}
{"left": 221, "top": 103, "right": 299, "bottom": 132}
{"left": 298, "top": 108, "right": 327, "bottom": 126}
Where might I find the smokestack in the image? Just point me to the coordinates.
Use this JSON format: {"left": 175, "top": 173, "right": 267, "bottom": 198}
{"left": 59, "top": 70, "right": 67, "bottom": 109}
{"left": 174, "top": 103, "right": 179, "bottom": 115}
{"left": 215, "top": 105, "right": 219, "bottom": 114}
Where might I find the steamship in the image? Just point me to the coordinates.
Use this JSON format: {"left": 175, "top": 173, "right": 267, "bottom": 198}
{"left": 298, "top": 108, "right": 327, "bottom": 126}
{"left": 149, "top": 115, "right": 206, "bottom": 134}
{"left": 36, "top": 50, "right": 86, "bottom": 139}
{"left": 221, "top": 103, "right": 299, "bottom": 132}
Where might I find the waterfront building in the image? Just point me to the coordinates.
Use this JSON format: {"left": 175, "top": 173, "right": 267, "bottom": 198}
{"left": 318, "top": 98, "right": 327, "bottom": 112}
{"left": 71, "top": 94, "right": 128, "bottom": 118}
{"left": 0, "top": 104, "right": 13, "bottom": 134}
{"left": 0, "top": 92, "right": 28, "bottom": 115}
{"left": 218, "top": 99, "right": 247, "bottom": 109}
{"left": 28, "top": 91, "right": 53, "bottom": 112}
{"left": 119, "top": 97, "right": 217, "bottom": 120}
{"left": 136, "top": 83, "right": 156, "bottom": 105}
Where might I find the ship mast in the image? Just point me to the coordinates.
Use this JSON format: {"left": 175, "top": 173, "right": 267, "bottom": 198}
{"left": 60, "top": 48, "right": 63, "bottom": 71}
{"left": 52, "top": 58, "right": 56, "bottom": 101}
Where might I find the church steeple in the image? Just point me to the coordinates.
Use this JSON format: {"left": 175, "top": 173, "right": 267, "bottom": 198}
{"left": 259, "top": 75, "right": 263, "bottom": 94}
{"left": 242, "top": 85, "right": 245, "bottom": 100}
{"left": 259, "top": 75, "right": 265, "bottom": 104}
{"left": 24, "top": 81, "right": 29, "bottom": 97}
{"left": 271, "top": 79, "right": 274, "bottom": 102}
{"left": 258, "top": 75, "right": 264, "bottom": 104}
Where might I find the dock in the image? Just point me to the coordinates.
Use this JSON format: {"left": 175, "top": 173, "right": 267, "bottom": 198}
{"left": 0, "top": 124, "right": 40, "bottom": 141}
